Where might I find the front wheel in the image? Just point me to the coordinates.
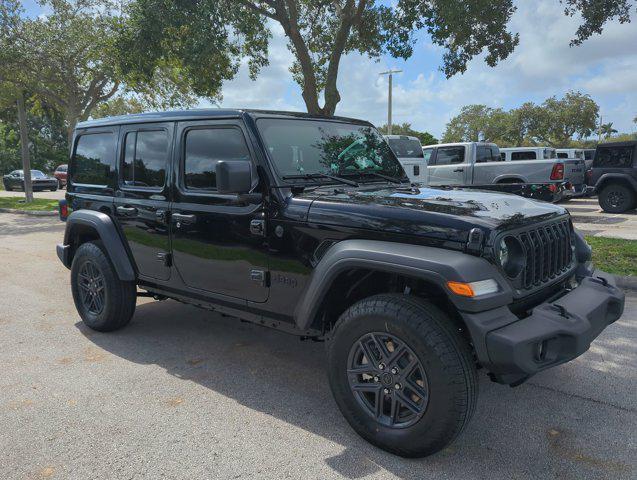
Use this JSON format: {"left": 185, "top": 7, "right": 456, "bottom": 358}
{"left": 71, "top": 241, "right": 136, "bottom": 332}
{"left": 599, "top": 183, "right": 636, "bottom": 213}
{"left": 326, "top": 294, "right": 478, "bottom": 458}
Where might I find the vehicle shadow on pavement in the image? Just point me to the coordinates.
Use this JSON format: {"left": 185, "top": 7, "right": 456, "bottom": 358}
{"left": 78, "top": 299, "right": 636, "bottom": 480}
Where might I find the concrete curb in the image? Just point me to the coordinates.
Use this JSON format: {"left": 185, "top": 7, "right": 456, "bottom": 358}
{"left": 0, "top": 208, "right": 57, "bottom": 216}
{"left": 615, "top": 275, "right": 637, "bottom": 292}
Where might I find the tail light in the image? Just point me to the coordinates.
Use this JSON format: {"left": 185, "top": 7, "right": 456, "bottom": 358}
{"left": 59, "top": 199, "right": 68, "bottom": 221}
{"left": 550, "top": 163, "right": 564, "bottom": 180}
{"left": 548, "top": 183, "right": 557, "bottom": 193}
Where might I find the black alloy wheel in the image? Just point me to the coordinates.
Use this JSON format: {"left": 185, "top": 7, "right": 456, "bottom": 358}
{"left": 77, "top": 260, "right": 106, "bottom": 315}
{"left": 347, "top": 332, "right": 429, "bottom": 428}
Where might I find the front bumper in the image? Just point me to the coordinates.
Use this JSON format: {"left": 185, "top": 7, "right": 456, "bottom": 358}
{"left": 462, "top": 270, "right": 624, "bottom": 385}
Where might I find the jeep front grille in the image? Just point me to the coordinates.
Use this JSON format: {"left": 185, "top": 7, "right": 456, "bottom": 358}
{"left": 516, "top": 219, "right": 573, "bottom": 290}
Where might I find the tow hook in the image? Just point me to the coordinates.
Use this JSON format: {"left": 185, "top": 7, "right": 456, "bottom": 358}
{"left": 591, "top": 276, "right": 609, "bottom": 287}
{"left": 552, "top": 304, "right": 569, "bottom": 318}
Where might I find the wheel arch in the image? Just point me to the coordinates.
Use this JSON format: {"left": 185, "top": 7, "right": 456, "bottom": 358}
{"left": 293, "top": 240, "right": 512, "bottom": 332}
{"left": 60, "top": 210, "right": 136, "bottom": 281}
{"left": 594, "top": 173, "right": 637, "bottom": 193}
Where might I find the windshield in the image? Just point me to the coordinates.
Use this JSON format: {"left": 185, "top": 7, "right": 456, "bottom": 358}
{"left": 257, "top": 118, "right": 405, "bottom": 180}
{"left": 387, "top": 138, "right": 424, "bottom": 158}
{"left": 31, "top": 170, "right": 46, "bottom": 178}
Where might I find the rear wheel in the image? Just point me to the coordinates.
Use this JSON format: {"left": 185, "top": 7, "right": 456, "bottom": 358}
{"left": 71, "top": 241, "right": 136, "bottom": 332}
{"left": 326, "top": 294, "right": 478, "bottom": 458}
{"left": 599, "top": 183, "right": 636, "bottom": 213}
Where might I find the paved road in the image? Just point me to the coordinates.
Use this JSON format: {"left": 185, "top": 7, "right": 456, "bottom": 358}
{"left": 1, "top": 213, "right": 636, "bottom": 480}
{"left": 565, "top": 197, "right": 637, "bottom": 240}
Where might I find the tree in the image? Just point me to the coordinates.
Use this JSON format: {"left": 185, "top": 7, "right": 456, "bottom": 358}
{"left": 4, "top": 0, "right": 196, "bottom": 144}
{"left": 535, "top": 91, "right": 599, "bottom": 146}
{"left": 378, "top": 122, "right": 437, "bottom": 145}
{"left": 442, "top": 92, "right": 601, "bottom": 147}
{"left": 599, "top": 122, "right": 618, "bottom": 139}
{"left": 119, "top": 0, "right": 633, "bottom": 117}
{"left": 0, "top": 0, "right": 34, "bottom": 201}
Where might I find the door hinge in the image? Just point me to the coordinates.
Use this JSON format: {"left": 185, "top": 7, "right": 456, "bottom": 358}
{"left": 156, "top": 252, "right": 172, "bottom": 267}
{"left": 250, "top": 219, "right": 266, "bottom": 237}
{"left": 250, "top": 269, "right": 269, "bottom": 287}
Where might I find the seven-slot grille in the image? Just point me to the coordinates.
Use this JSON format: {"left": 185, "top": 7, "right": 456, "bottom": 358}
{"left": 516, "top": 219, "right": 573, "bottom": 290}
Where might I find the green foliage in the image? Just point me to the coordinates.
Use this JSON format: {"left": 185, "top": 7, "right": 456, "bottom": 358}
{"left": 378, "top": 123, "right": 438, "bottom": 145}
{"left": 119, "top": 1, "right": 631, "bottom": 115}
{"left": 442, "top": 92, "right": 600, "bottom": 147}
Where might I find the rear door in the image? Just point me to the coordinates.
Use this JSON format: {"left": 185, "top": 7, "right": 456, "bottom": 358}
{"left": 428, "top": 146, "right": 469, "bottom": 185}
{"left": 113, "top": 123, "right": 173, "bottom": 281}
{"left": 169, "top": 119, "right": 269, "bottom": 303}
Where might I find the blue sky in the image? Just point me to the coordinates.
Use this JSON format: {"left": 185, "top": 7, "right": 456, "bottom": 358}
{"left": 23, "top": 0, "right": 637, "bottom": 139}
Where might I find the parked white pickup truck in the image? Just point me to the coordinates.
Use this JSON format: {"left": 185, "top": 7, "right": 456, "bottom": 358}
{"left": 384, "top": 135, "right": 429, "bottom": 184}
{"left": 422, "top": 142, "right": 586, "bottom": 198}
{"left": 501, "top": 146, "right": 587, "bottom": 196}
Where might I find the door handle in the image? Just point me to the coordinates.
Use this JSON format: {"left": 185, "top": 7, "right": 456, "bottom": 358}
{"left": 453, "top": 168, "right": 464, "bottom": 172}
{"left": 116, "top": 206, "right": 137, "bottom": 216}
{"left": 172, "top": 213, "right": 197, "bottom": 224}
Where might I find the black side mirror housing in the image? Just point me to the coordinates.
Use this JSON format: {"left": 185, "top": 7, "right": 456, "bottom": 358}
{"left": 216, "top": 161, "right": 255, "bottom": 194}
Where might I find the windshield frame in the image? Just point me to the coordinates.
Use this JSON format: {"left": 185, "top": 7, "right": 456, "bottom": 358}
{"left": 255, "top": 116, "right": 409, "bottom": 186}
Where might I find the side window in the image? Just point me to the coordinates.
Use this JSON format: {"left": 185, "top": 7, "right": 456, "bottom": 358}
{"left": 476, "top": 146, "right": 500, "bottom": 163}
{"left": 422, "top": 148, "right": 433, "bottom": 164}
{"left": 593, "top": 146, "right": 634, "bottom": 168}
{"left": 511, "top": 151, "right": 536, "bottom": 160}
{"left": 500, "top": 152, "right": 506, "bottom": 161}
{"left": 436, "top": 147, "right": 465, "bottom": 165}
{"left": 184, "top": 128, "right": 251, "bottom": 191}
{"left": 557, "top": 152, "right": 568, "bottom": 159}
{"left": 122, "top": 130, "right": 168, "bottom": 188}
{"left": 72, "top": 132, "right": 115, "bottom": 185}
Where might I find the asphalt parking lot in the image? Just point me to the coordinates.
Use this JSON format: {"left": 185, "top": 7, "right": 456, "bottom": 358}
{"left": 567, "top": 197, "right": 637, "bottom": 240}
{"left": 0, "top": 213, "right": 636, "bottom": 480}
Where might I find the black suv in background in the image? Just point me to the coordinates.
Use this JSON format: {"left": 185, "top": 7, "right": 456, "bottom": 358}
{"left": 591, "top": 141, "right": 637, "bottom": 213}
{"left": 57, "top": 110, "right": 624, "bottom": 458}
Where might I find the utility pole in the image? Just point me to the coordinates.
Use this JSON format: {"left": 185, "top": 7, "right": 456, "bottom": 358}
{"left": 379, "top": 69, "right": 402, "bottom": 135}
{"left": 598, "top": 114, "right": 602, "bottom": 142}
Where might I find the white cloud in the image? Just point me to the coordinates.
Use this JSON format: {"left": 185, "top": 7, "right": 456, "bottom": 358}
{"left": 216, "top": 1, "right": 637, "bottom": 137}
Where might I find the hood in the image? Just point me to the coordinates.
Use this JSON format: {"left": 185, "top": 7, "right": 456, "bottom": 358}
{"left": 294, "top": 184, "right": 567, "bottom": 243}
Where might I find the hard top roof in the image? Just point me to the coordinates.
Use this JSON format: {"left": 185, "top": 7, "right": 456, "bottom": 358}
{"left": 76, "top": 109, "right": 373, "bottom": 129}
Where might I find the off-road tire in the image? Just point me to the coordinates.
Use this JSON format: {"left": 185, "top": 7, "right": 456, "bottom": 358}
{"left": 599, "top": 183, "right": 636, "bottom": 213}
{"left": 326, "top": 294, "right": 478, "bottom": 458}
{"left": 71, "top": 241, "right": 136, "bottom": 332}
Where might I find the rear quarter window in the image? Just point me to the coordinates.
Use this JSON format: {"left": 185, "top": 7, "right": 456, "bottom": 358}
{"left": 594, "top": 146, "right": 634, "bottom": 168}
{"left": 71, "top": 132, "right": 116, "bottom": 186}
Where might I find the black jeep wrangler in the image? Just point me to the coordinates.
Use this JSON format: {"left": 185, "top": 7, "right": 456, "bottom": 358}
{"left": 591, "top": 140, "right": 637, "bottom": 213}
{"left": 57, "top": 110, "right": 624, "bottom": 458}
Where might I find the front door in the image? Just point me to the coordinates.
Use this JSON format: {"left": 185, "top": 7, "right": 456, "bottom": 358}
{"left": 170, "top": 119, "right": 269, "bottom": 303}
{"left": 113, "top": 123, "right": 173, "bottom": 281}
{"left": 428, "top": 145, "right": 468, "bottom": 185}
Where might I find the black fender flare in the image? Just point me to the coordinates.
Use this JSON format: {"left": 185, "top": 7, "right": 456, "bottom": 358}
{"left": 293, "top": 239, "right": 513, "bottom": 330}
{"left": 594, "top": 173, "right": 637, "bottom": 192}
{"left": 57, "top": 210, "right": 136, "bottom": 281}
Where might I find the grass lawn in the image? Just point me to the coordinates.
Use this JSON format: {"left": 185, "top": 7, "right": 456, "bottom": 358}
{"left": 0, "top": 197, "right": 59, "bottom": 211}
{"left": 586, "top": 236, "right": 637, "bottom": 277}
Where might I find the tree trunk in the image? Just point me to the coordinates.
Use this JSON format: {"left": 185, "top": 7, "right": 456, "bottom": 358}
{"left": 16, "top": 94, "right": 33, "bottom": 203}
{"left": 66, "top": 114, "right": 78, "bottom": 147}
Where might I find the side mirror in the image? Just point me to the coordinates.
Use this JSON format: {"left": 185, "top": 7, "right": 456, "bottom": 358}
{"left": 216, "top": 161, "right": 255, "bottom": 194}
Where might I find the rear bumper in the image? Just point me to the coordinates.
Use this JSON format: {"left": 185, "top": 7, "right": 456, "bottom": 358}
{"left": 461, "top": 270, "right": 624, "bottom": 385}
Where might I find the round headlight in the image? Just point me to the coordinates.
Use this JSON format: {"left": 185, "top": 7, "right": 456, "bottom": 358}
{"left": 498, "top": 236, "right": 525, "bottom": 278}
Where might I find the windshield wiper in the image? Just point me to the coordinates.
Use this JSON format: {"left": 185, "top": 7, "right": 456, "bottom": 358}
{"left": 355, "top": 171, "right": 405, "bottom": 184}
{"left": 282, "top": 173, "right": 359, "bottom": 187}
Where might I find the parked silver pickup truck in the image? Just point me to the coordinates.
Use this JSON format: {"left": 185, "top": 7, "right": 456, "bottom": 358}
{"left": 501, "top": 146, "right": 587, "bottom": 196}
{"left": 423, "top": 142, "right": 585, "bottom": 198}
